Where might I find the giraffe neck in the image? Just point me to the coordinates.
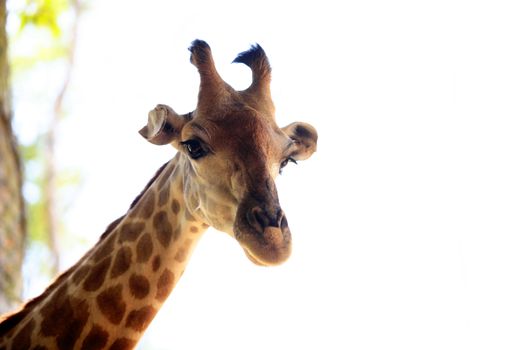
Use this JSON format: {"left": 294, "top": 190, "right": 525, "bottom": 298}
{"left": 0, "top": 154, "right": 209, "bottom": 349}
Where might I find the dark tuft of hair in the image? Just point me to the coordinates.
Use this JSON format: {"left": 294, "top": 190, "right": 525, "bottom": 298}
{"left": 232, "top": 44, "right": 268, "bottom": 68}
{"left": 188, "top": 39, "right": 210, "bottom": 52}
{"left": 188, "top": 39, "right": 212, "bottom": 65}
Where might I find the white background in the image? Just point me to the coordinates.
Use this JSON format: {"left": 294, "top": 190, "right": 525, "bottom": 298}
{"left": 14, "top": 0, "right": 525, "bottom": 349}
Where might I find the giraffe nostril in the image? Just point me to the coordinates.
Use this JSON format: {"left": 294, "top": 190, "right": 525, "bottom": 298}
{"left": 253, "top": 208, "right": 267, "bottom": 228}
{"left": 247, "top": 207, "right": 284, "bottom": 231}
{"left": 279, "top": 213, "right": 288, "bottom": 231}
{"left": 269, "top": 209, "right": 284, "bottom": 228}
{"left": 247, "top": 207, "right": 266, "bottom": 231}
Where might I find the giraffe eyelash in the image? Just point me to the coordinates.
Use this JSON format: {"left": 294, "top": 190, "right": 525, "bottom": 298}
{"left": 279, "top": 157, "right": 297, "bottom": 174}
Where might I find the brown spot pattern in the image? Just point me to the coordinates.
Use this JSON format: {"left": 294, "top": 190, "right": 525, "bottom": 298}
{"left": 158, "top": 184, "right": 170, "bottom": 207}
{"left": 99, "top": 216, "right": 124, "bottom": 240}
{"left": 190, "top": 226, "right": 199, "bottom": 233}
{"left": 72, "top": 264, "right": 91, "bottom": 285}
{"left": 171, "top": 199, "right": 180, "bottom": 214}
{"left": 57, "top": 315, "right": 87, "bottom": 350}
{"left": 96, "top": 285, "right": 126, "bottom": 325}
{"left": 83, "top": 256, "right": 111, "bottom": 292}
{"left": 125, "top": 306, "right": 157, "bottom": 332}
{"left": 111, "top": 246, "right": 132, "bottom": 278}
{"left": 129, "top": 274, "right": 150, "bottom": 299}
{"left": 80, "top": 324, "right": 109, "bottom": 350}
{"left": 173, "top": 225, "right": 181, "bottom": 242}
{"left": 156, "top": 269, "right": 175, "bottom": 302}
{"left": 136, "top": 233, "right": 153, "bottom": 263}
{"left": 134, "top": 190, "right": 155, "bottom": 219}
{"left": 153, "top": 211, "right": 172, "bottom": 247}
{"left": 119, "top": 222, "right": 145, "bottom": 242}
{"left": 93, "top": 234, "right": 116, "bottom": 261}
{"left": 11, "top": 319, "right": 34, "bottom": 350}
{"left": 174, "top": 248, "right": 188, "bottom": 263}
{"left": 175, "top": 239, "right": 192, "bottom": 262}
{"left": 158, "top": 163, "right": 174, "bottom": 185}
{"left": 39, "top": 285, "right": 63, "bottom": 335}
{"left": 108, "top": 338, "right": 136, "bottom": 350}
{"left": 40, "top": 287, "right": 89, "bottom": 350}
{"left": 152, "top": 255, "right": 161, "bottom": 272}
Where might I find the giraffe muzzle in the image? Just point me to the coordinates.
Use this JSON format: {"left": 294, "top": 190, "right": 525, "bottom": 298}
{"left": 234, "top": 198, "right": 292, "bottom": 266}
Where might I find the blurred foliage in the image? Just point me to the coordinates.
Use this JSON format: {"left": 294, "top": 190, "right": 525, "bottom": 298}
{"left": 19, "top": 140, "right": 81, "bottom": 244}
{"left": 10, "top": 0, "right": 77, "bottom": 74}
{"left": 10, "top": 0, "right": 83, "bottom": 257}
{"left": 18, "top": 0, "right": 69, "bottom": 36}
{"left": 11, "top": 45, "right": 68, "bottom": 71}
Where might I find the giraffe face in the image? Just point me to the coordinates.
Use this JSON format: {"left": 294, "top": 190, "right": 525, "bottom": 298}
{"left": 180, "top": 112, "right": 317, "bottom": 266}
{"left": 140, "top": 40, "right": 317, "bottom": 266}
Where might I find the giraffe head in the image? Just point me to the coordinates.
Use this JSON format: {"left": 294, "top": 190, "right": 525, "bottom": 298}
{"left": 140, "top": 40, "right": 317, "bottom": 266}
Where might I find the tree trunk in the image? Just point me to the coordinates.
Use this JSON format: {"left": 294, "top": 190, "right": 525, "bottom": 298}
{"left": 0, "top": 0, "right": 26, "bottom": 314}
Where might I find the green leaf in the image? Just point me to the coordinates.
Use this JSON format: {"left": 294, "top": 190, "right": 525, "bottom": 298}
{"left": 19, "top": 0, "right": 69, "bottom": 37}
{"left": 19, "top": 142, "right": 40, "bottom": 161}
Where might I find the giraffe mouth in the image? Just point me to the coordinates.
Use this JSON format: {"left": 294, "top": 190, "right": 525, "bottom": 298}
{"left": 243, "top": 249, "right": 267, "bottom": 266}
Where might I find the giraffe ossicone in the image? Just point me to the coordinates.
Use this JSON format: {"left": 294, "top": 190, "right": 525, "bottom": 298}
{"left": 0, "top": 39, "right": 318, "bottom": 349}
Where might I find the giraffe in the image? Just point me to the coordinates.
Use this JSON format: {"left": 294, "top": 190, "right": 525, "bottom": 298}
{"left": 0, "top": 39, "right": 318, "bottom": 349}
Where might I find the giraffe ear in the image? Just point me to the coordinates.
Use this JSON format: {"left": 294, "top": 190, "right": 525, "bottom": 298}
{"left": 281, "top": 122, "right": 318, "bottom": 160}
{"left": 139, "top": 104, "right": 189, "bottom": 145}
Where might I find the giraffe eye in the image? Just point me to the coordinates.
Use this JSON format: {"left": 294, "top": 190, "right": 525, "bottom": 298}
{"left": 279, "top": 157, "right": 297, "bottom": 174}
{"left": 181, "top": 139, "right": 207, "bottom": 159}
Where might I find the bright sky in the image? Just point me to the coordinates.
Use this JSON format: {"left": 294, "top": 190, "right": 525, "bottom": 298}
{"left": 9, "top": 0, "right": 525, "bottom": 349}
